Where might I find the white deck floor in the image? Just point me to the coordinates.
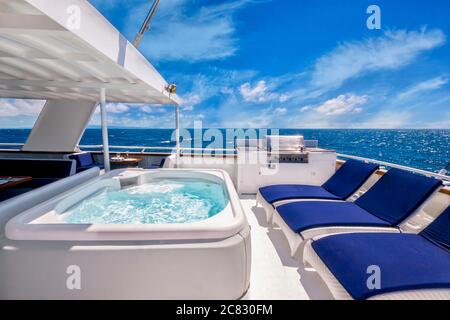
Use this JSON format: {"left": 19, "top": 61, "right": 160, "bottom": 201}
{"left": 240, "top": 195, "right": 334, "bottom": 300}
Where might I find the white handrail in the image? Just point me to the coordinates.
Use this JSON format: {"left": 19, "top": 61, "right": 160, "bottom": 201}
{"left": 337, "top": 153, "right": 450, "bottom": 181}
{"left": 0, "top": 143, "right": 24, "bottom": 147}
{"left": 0, "top": 142, "right": 447, "bottom": 180}
{"left": 80, "top": 144, "right": 174, "bottom": 150}
{"left": 79, "top": 145, "right": 235, "bottom": 152}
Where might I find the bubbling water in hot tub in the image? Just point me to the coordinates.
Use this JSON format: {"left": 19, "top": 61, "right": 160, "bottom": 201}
{"left": 62, "top": 178, "right": 229, "bottom": 224}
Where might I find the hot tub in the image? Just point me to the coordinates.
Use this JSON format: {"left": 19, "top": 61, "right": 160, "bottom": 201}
{"left": 0, "top": 169, "right": 251, "bottom": 300}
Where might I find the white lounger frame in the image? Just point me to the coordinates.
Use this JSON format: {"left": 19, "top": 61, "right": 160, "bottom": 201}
{"left": 255, "top": 170, "right": 381, "bottom": 224}
{"left": 303, "top": 240, "right": 450, "bottom": 300}
{"left": 272, "top": 209, "right": 399, "bottom": 257}
{"left": 255, "top": 190, "right": 276, "bottom": 224}
{"left": 256, "top": 191, "right": 349, "bottom": 225}
{"left": 260, "top": 171, "right": 442, "bottom": 257}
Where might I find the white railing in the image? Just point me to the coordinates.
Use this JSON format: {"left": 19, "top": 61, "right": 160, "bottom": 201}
{"left": 337, "top": 153, "right": 450, "bottom": 181}
{"left": 0, "top": 143, "right": 24, "bottom": 149}
{"left": 0, "top": 142, "right": 448, "bottom": 181}
{"left": 79, "top": 145, "right": 235, "bottom": 154}
{"left": 80, "top": 144, "right": 173, "bottom": 153}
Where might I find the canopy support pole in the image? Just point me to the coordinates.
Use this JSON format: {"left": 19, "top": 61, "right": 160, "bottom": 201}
{"left": 175, "top": 105, "right": 180, "bottom": 167}
{"left": 100, "top": 88, "right": 111, "bottom": 172}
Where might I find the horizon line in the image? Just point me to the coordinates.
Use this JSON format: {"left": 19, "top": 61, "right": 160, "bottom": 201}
{"left": 1, "top": 127, "right": 449, "bottom": 130}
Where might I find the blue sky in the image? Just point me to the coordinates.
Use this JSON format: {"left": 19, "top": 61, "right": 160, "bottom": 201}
{"left": 1, "top": 0, "right": 450, "bottom": 128}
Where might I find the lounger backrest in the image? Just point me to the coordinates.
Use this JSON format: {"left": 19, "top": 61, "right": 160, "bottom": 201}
{"left": 69, "top": 152, "right": 94, "bottom": 167}
{"left": 160, "top": 157, "right": 166, "bottom": 168}
{"left": 322, "top": 160, "right": 379, "bottom": 200}
{"left": 420, "top": 206, "right": 450, "bottom": 251}
{"left": 355, "top": 168, "right": 442, "bottom": 225}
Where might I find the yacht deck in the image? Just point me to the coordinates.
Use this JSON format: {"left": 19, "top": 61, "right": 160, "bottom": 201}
{"left": 240, "top": 195, "right": 333, "bottom": 300}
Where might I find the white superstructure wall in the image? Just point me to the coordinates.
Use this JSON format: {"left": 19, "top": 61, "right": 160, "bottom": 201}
{"left": 22, "top": 100, "right": 97, "bottom": 152}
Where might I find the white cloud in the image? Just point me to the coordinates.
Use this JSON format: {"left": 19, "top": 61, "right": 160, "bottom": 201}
{"left": 180, "top": 93, "right": 201, "bottom": 111}
{"left": 221, "top": 108, "right": 273, "bottom": 128}
{"left": 135, "top": 105, "right": 168, "bottom": 113}
{"left": 0, "top": 99, "right": 45, "bottom": 117}
{"left": 217, "top": 94, "right": 292, "bottom": 128}
{"left": 176, "top": 68, "right": 256, "bottom": 102}
{"left": 140, "top": 106, "right": 153, "bottom": 113}
{"left": 299, "top": 105, "right": 312, "bottom": 112}
{"left": 90, "top": 109, "right": 175, "bottom": 128}
{"left": 93, "top": 103, "right": 170, "bottom": 117}
{"left": 312, "top": 28, "right": 446, "bottom": 89}
{"left": 396, "top": 76, "right": 448, "bottom": 101}
{"left": 279, "top": 94, "right": 290, "bottom": 103}
{"left": 106, "top": 103, "right": 130, "bottom": 114}
{"left": 356, "top": 111, "right": 412, "bottom": 129}
{"left": 315, "top": 94, "right": 368, "bottom": 116}
{"left": 274, "top": 107, "right": 287, "bottom": 115}
{"left": 239, "top": 80, "right": 278, "bottom": 103}
{"left": 423, "top": 112, "right": 450, "bottom": 129}
{"left": 129, "top": 0, "right": 256, "bottom": 62}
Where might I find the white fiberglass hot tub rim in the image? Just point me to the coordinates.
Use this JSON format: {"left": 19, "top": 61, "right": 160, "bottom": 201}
{"left": 6, "top": 169, "right": 248, "bottom": 242}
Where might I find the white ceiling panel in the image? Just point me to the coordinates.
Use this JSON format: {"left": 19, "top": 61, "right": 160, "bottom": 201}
{"left": 0, "top": 0, "right": 179, "bottom": 105}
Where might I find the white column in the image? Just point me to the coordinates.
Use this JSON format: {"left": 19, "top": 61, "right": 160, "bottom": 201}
{"left": 100, "top": 88, "right": 111, "bottom": 172}
{"left": 175, "top": 105, "right": 180, "bottom": 166}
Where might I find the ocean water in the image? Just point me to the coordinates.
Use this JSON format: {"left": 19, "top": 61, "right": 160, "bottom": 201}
{"left": 63, "top": 178, "right": 228, "bottom": 224}
{"left": 0, "top": 128, "right": 449, "bottom": 173}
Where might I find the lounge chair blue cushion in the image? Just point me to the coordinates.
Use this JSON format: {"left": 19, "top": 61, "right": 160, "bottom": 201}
{"left": 78, "top": 153, "right": 94, "bottom": 167}
{"left": 68, "top": 153, "right": 103, "bottom": 173}
{"left": 69, "top": 152, "right": 94, "bottom": 166}
{"left": 420, "top": 206, "right": 450, "bottom": 251}
{"left": 355, "top": 168, "right": 442, "bottom": 225}
{"left": 259, "top": 160, "right": 378, "bottom": 204}
{"left": 147, "top": 157, "right": 166, "bottom": 169}
{"left": 312, "top": 233, "right": 450, "bottom": 300}
{"left": 259, "top": 185, "right": 341, "bottom": 204}
{"left": 322, "top": 160, "right": 379, "bottom": 200}
{"left": 277, "top": 201, "right": 391, "bottom": 234}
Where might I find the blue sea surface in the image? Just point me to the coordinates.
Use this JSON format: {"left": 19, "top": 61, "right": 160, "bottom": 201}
{"left": 0, "top": 128, "right": 449, "bottom": 173}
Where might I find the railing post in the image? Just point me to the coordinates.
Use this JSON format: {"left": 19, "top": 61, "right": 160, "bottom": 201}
{"left": 175, "top": 104, "right": 180, "bottom": 167}
{"left": 100, "top": 88, "right": 111, "bottom": 172}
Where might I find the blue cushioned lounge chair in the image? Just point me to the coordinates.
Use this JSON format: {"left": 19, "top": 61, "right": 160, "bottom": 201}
{"left": 273, "top": 168, "right": 442, "bottom": 256}
{"left": 256, "top": 159, "right": 379, "bottom": 223}
{"left": 68, "top": 152, "right": 104, "bottom": 173}
{"left": 304, "top": 206, "right": 450, "bottom": 300}
{"left": 147, "top": 157, "right": 166, "bottom": 169}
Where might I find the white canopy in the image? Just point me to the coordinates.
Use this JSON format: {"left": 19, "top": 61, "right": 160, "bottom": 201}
{"left": 0, "top": 0, "right": 181, "bottom": 157}
{"left": 0, "top": 0, "right": 179, "bottom": 104}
